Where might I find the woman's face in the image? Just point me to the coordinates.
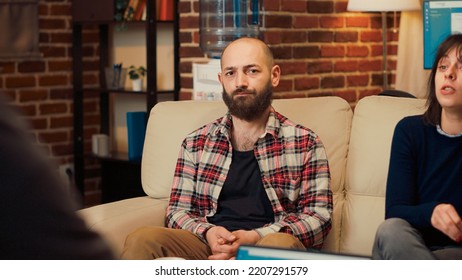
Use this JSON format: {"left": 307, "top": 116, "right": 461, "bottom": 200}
{"left": 435, "top": 47, "right": 462, "bottom": 114}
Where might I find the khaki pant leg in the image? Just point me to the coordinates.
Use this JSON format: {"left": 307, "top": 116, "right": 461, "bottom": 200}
{"left": 121, "top": 226, "right": 211, "bottom": 260}
{"left": 256, "top": 233, "right": 305, "bottom": 250}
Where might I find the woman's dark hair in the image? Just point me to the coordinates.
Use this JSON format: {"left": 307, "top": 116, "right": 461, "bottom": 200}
{"left": 424, "top": 33, "right": 462, "bottom": 125}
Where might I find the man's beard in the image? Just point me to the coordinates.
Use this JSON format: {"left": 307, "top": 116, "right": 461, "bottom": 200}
{"left": 222, "top": 83, "right": 273, "bottom": 122}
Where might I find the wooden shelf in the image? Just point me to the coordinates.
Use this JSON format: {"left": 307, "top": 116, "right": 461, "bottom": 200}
{"left": 72, "top": 0, "right": 179, "bottom": 200}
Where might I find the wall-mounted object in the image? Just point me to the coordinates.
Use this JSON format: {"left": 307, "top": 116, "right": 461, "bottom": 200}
{"left": 199, "top": 0, "right": 261, "bottom": 58}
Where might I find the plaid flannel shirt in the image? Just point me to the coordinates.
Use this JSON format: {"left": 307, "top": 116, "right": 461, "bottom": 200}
{"left": 166, "top": 108, "right": 332, "bottom": 248}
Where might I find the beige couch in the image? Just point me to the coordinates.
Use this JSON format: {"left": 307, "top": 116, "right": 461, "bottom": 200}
{"left": 79, "top": 95, "right": 427, "bottom": 257}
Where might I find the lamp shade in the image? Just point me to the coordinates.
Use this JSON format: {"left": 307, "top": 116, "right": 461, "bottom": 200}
{"left": 347, "top": 0, "right": 421, "bottom": 12}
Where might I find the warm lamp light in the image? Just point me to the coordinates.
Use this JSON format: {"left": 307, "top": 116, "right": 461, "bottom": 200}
{"left": 347, "top": 0, "right": 421, "bottom": 89}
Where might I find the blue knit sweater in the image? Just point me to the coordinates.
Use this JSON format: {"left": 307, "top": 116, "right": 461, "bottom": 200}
{"left": 386, "top": 115, "right": 462, "bottom": 247}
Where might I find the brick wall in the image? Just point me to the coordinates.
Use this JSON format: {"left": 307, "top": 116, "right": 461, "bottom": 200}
{"left": 0, "top": 0, "right": 102, "bottom": 206}
{"left": 0, "top": 0, "right": 401, "bottom": 206}
{"left": 177, "top": 0, "right": 400, "bottom": 104}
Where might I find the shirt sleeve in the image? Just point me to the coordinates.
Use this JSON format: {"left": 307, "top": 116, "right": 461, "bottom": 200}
{"left": 254, "top": 136, "right": 333, "bottom": 249}
{"left": 165, "top": 139, "right": 214, "bottom": 242}
{"left": 385, "top": 118, "right": 437, "bottom": 228}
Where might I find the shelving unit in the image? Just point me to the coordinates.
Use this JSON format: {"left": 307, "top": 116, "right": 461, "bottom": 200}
{"left": 72, "top": 0, "right": 179, "bottom": 203}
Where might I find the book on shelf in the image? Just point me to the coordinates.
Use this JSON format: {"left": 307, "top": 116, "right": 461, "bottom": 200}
{"left": 126, "top": 111, "right": 147, "bottom": 161}
{"left": 134, "top": 0, "right": 146, "bottom": 21}
{"left": 158, "top": 0, "right": 174, "bottom": 21}
{"left": 124, "top": 0, "right": 139, "bottom": 21}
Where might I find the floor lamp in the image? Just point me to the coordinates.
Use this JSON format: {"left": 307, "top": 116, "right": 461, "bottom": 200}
{"left": 347, "top": 0, "right": 421, "bottom": 90}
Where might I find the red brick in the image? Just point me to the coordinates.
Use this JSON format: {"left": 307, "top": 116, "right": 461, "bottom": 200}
{"left": 50, "top": 3, "right": 71, "bottom": 15}
{"left": 39, "top": 18, "right": 67, "bottom": 30}
{"left": 321, "top": 76, "right": 345, "bottom": 88}
{"left": 179, "top": 90, "right": 192, "bottom": 100}
{"left": 308, "top": 1, "right": 334, "bottom": 13}
{"left": 360, "top": 31, "right": 382, "bottom": 43}
{"left": 180, "top": 46, "right": 204, "bottom": 58}
{"left": 264, "top": 31, "right": 285, "bottom": 45}
{"left": 358, "top": 59, "right": 383, "bottom": 72}
{"left": 181, "top": 76, "right": 193, "bottom": 89}
{"left": 321, "top": 46, "right": 345, "bottom": 58}
{"left": 49, "top": 60, "right": 72, "bottom": 71}
{"left": 346, "top": 16, "right": 369, "bottom": 28}
{"left": 38, "top": 131, "right": 68, "bottom": 144}
{"left": 39, "top": 74, "right": 69, "bottom": 86}
{"left": 265, "top": 15, "right": 292, "bottom": 28}
{"left": 334, "top": 61, "right": 358, "bottom": 72}
{"left": 347, "top": 46, "right": 369, "bottom": 57}
{"left": 281, "top": 31, "right": 307, "bottom": 43}
{"left": 307, "top": 61, "right": 333, "bottom": 74}
{"left": 262, "top": 0, "right": 280, "bottom": 11}
{"left": 40, "top": 46, "right": 67, "bottom": 58}
{"left": 333, "top": 90, "right": 357, "bottom": 103}
{"left": 359, "top": 90, "right": 380, "bottom": 100}
{"left": 294, "top": 46, "right": 319, "bottom": 59}
{"left": 179, "top": 31, "right": 193, "bottom": 43}
{"left": 50, "top": 88, "right": 73, "bottom": 100}
{"left": 50, "top": 116, "right": 73, "bottom": 128}
{"left": 19, "top": 89, "right": 48, "bottom": 102}
{"left": 335, "top": 31, "right": 358, "bottom": 43}
{"left": 320, "top": 16, "right": 344, "bottom": 29}
{"left": 180, "top": 15, "right": 199, "bottom": 29}
{"left": 347, "top": 75, "right": 369, "bottom": 87}
{"left": 308, "top": 31, "right": 334, "bottom": 42}
{"left": 281, "top": 0, "right": 307, "bottom": 13}
{"left": 335, "top": 1, "right": 348, "bottom": 13}
{"left": 50, "top": 32, "right": 72, "bottom": 44}
{"left": 18, "top": 61, "right": 46, "bottom": 73}
{"left": 28, "top": 118, "right": 48, "bottom": 130}
{"left": 272, "top": 46, "right": 293, "bottom": 59}
{"left": 5, "top": 76, "right": 36, "bottom": 88}
{"left": 294, "top": 15, "right": 319, "bottom": 29}
{"left": 295, "top": 77, "right": 319, "bottom": 90}
{"left": 39, "top": 103, "right": 68, "bottom": 115}
{"left": 279, "top": 62, "right": 306, "bottom": 75}
{"left": 178, "top": 1, "right": 192, "bottom": 13}
{"left": 275, "top": 79, "right": 293, "bottom": 92}
{"left": 0, "top": 62, "right": 15, "bottom": 74}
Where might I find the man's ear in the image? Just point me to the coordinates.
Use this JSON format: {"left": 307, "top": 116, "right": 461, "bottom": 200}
{"left": 271, "top": 65, "right": 281, "bottom": 87}
{"left": 218, "top": 72, "right": 223, "bottom": 84}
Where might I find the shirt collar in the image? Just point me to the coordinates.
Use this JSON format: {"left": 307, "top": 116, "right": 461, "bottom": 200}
{"left": 436, "top": 124, "right": 462, "bottom": 138}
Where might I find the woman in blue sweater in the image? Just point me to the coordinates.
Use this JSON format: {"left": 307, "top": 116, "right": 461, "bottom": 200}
{"left": 372, "top": 34, "right": 462, "bottom": 259}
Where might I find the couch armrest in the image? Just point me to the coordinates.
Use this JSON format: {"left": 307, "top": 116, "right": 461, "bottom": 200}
{"left": 78, "top": 196, "right": 168, "bottom": 257}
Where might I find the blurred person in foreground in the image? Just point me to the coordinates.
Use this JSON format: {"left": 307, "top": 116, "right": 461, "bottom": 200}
{"left": 0, "top": 94, "right": 114, "bottom": 259}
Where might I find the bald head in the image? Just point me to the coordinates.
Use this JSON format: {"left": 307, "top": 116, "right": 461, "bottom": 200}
{"left": 220, "top": 37, "right": 274, "bottom": 70}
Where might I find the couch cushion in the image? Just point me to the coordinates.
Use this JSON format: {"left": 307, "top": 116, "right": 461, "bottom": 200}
{"left": 341, "top": 95, "right": 427, "bottom": 256}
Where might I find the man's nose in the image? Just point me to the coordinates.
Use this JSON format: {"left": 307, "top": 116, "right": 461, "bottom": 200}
{"left": 235, "top": 71, "right": 248, "bottom": 88}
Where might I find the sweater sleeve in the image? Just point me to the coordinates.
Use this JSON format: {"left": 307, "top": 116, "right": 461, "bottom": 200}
{"left": 385, "top": 117, "right": 438, "bottom": 228}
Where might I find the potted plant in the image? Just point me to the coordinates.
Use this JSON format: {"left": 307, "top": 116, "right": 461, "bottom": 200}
{"left": 128, "top": 65, "right": 146, "bottom": 91}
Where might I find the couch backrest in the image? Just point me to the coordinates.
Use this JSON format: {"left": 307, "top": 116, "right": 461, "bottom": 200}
{"left": 141, "top": 97, "right": 353, "bottom": 251}
{"left": 340, "top": 95, "right": 427, "bottom": 256}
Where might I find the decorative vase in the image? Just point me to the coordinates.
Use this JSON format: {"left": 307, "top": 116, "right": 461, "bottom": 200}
{"left": 131, "top": 79, "right": 143, "bottom": 91}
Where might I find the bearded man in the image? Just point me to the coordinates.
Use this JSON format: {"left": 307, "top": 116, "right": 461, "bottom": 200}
{"left": 121, "top": 37, "right": 333, "bottom": 260}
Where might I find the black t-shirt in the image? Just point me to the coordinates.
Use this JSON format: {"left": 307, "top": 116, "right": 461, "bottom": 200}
{"left": 208, "top": 150, "right": 274, "bottom": 231}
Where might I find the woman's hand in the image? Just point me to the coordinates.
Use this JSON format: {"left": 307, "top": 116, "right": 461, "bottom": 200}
{"left": 431, "top": 203, "right": 462, "bottom": 242}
